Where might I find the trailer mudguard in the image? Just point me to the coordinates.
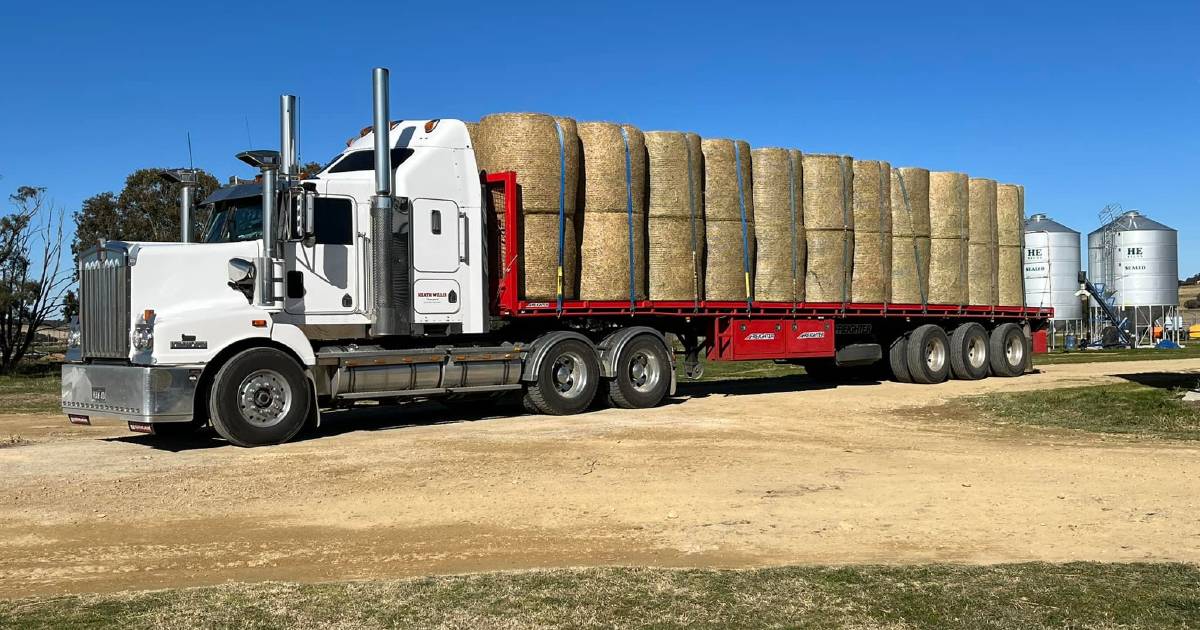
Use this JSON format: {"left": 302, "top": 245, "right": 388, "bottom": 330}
{"left": 520, "top": 331, "right": 597, "bottom": 382}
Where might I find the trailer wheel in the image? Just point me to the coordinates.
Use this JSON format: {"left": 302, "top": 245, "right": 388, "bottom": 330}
{"left": 607, "top": 334, "right": 672, "bottom": 409}
{"left": 906, "top": 324, "right": 951, "bottom": 384}
{"left": 888, "top": 333, "right": 913, "bottom": 383}
{"left": 523, "top": 339, "right": 600, "bottom": 415}
{"left": 949, "top": 323, "right": 990, "bottom": 380}
{"left": 989, "top": 323, "right": 1028, "bottom": 377}
{"left": 208, "top": 347, "right": 310, "bottom": 447}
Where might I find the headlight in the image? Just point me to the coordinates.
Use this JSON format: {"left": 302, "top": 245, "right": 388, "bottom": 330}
{"left": 132, "top": 324, "right": 154, "bottom": 351}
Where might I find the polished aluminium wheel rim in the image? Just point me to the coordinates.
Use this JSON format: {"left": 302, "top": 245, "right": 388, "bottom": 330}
{"left": 1005, "top": 334, "right": 1025, "bottom": 366}
{"left": 627, "top": 349, "right": 662, "bottom": 393}
{"left": 552, "top": 351, "right": 590, "bottom": 399}
{"left": 926, "top": 337, "right": 947, "bottom": 372}
{"left": 237, "top": 369, "right": 292, "bottom": 428}
{"left": 966, "top": 335, "right": 987, "bottom": 369}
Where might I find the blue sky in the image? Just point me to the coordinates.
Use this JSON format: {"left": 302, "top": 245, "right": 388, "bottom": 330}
{"left": 1, "top": 1, "right": 1196, "bottom": 275}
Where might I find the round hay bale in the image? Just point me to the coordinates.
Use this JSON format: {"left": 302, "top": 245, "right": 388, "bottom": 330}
{"left": 464, "top": 121, "right": 479, "bottom": 146}
{"left": 996, "top": 183, "right": 1023, "bottom": 246}
{"left": 806, "top": 229, "right": 854, "bottom": 303}
{"left": 890, "top": 236, "right": 932, "bottom": 305}
{"left": 890, "top": 167, "right": 930, "bottom": 304}
{"left": 968, "top": 177, "right": 998, "bottom": 306}
{"left": 851, "top": 159, "right": 891, "bottom": 303}
{"left": 705, "top": 220, "right": 756, "bottom": 301}
{"left": 928, "top": 238, "right": 967, "bottom": 305}
{"left": 577, "top": 122, "right": 647, "bottom": 301}
{"left": 890, "top": 167, "right": 930, "bottom": 237}
{"left": 927, "top": 171, "right": 969, "bottom": 305}
{"left": 929, "top": 171, "right": 968, "bottom": 239}
{"left": 997, "top": 245, "right": 1024, "bottom": 306}
{"left": 702, "top": 139, "right": 755, "bottom": 301}
{"left": 802, "top": 154, "right": 853, "bottom": 231}
{"left": 752, "top": 147, "right": 804, "bottom": 302}
{"left": 646, "top": 131, "right": 704, "bottom": 301}
{"left": 476, "top": 113, "right": 580, "bottom": 300}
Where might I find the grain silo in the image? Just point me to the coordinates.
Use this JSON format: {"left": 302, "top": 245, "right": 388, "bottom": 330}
{"left": 1024, "top": 213, "right": 1083, "bottom": 345}
{"left": 1086, "top": 210, "right": 1179, "bottom": 346}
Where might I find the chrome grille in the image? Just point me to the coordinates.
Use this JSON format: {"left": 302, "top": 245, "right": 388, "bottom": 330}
{"left": 79, "top": 244, "right": 131, "bottom": 360}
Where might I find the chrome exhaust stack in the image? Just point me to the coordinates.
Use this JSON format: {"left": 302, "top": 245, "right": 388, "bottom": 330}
{"left": 159, "top": 169, "right": 200, "bottom": 243}
{"left": 370, "top": 67, "right": 405, "bottom": 336}
{"left": 280, "top": 95, "right": 299, "bottom": 180}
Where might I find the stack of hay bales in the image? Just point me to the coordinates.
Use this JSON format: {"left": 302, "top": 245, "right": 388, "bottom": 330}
{"left": 476, "top": 113, "right": 580, "bottom": 300}
{"left": 803, "top": 154, "right": 854, "bottom": 303}
{"left": 702, "top": 139, "right": 755, "bottom": 301}
{"left": 850, "top": 160, "right": 890, "bottom": 303}
{"left": 645, "top": 131, "right": 704, "bottom": 301}
{"left": 577, "top": 122, "right": 647, "bottom": 301}
{"left": 752, "top": 148, "right": 804, "bottom": 302}
{"left": 996, "top": 183, "right": 1025, "bottom": 306}
{"left": 890, "top": 167, "right": 931, "bottom": 304}
{"left": 927, "top": 171, "right": 969, "bottom": 305}
{"left": 967, "top": 178, "right": 999, "bottom": 306}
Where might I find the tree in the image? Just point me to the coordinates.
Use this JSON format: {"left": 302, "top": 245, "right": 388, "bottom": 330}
{"left": 72, "top": 168, "right": 219, "bottom": 259}
{"left": 0, "top": 187, "right": 70, "bottom": 373}
{"left": 299, "top": 161, "right": 324, "bottom": 178}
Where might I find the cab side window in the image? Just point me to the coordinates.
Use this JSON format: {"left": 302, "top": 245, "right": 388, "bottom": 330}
{"left": 315, "top": 198, "right": 353, "bottom": 245}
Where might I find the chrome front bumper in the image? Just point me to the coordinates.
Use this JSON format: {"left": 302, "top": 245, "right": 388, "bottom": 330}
{"left": 61, "top": 363, "right": 201, "bottom": 424}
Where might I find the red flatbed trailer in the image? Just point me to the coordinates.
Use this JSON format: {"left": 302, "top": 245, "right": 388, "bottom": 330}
{"left": 486, "top": 172, "right": 1051, "bottom": 377}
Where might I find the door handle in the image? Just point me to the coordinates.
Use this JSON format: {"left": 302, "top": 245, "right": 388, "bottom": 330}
{"left": 459, "top": 212, "right": 469, "bottom": 264}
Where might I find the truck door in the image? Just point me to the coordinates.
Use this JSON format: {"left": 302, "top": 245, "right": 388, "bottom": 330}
{"left": 284, "top": 195, "right": 360, "bottom": 316}
{"left": 412, "top": 198, "right": 462, "bottom": 316}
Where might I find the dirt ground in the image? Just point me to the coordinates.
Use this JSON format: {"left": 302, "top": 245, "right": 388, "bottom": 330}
{"left": 2, "top": 359, "right": 1199, "bottom": 599}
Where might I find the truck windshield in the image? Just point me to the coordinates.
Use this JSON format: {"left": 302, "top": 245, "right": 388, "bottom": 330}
{"left": 202, "top": 202, "right": 263, "bottom": 243}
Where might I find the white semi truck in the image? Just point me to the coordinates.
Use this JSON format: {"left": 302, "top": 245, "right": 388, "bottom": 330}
{"left": 62, "top": 68, "right": 1049, "bottom": 447}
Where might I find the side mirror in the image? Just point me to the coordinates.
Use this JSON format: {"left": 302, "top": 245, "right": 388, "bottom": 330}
{"left": 293, "top": 190, "right": 317, "bottom": 247}
{"left": 227, "top": 258, "right": 256, "bottom": 301}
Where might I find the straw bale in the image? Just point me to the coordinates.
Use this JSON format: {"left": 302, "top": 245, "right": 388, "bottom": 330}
{"left": 928, "top": 237, "right": 967, "bottom": 305}
{"left": 998, "top": 245, "right": 1024, "bottom": 306}
{"left": 890, "top": 167, "right": 930, "bottom": 237}
{"left": 996, "top": 183, "right": 1023, "bottom": 246}
{"left": 476, "top": 113, "right": 580, "bottom": 299}
{"left": 752, "top": 148, "right": 804, "bottom": 302}
{"left": 802, "top": 154, "right": 853, "bottom": 230}
{"left": 702, "top": 139, "right": 755, "bottom": 300}
{"left": 891, "top": 236, "right": 932, "bottom": 304}
{"left": 851, "top": 159, "right": 891, "bottom": 303}
{"left": 646, "top": 131, "right": 705, "bottom": 300}
{"left": 576, "top": 122, "right": 647, "bottom": 300}
{"left": 806, "top": 229, "right": 854, "bottom": 302}
{"left": 968, "top": 178, "right": 998, "bottom": 306}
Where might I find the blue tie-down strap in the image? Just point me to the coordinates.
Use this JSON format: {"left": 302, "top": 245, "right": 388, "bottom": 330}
{"left": 734, "top": 142, "right": 752, "bottom": 309}
{"left": 554, "top": 120, "right": 566, "bottom": 313}
{"left": 620, "top": 126, "right": 636, "bottom": 310}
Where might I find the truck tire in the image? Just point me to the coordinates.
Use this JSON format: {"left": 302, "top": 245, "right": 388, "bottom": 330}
{"left": 949, "top": 323, "right": 990, "bottom": 380}
{"left": 523, "top": 339, "right": 600, "bottom": 415}
{"left": 606, "top": 334, "right": 672, "bottom": 409}
{"left": 906, "top": 324, "right": 951, "bottom": 384}
{"left": 208, "top": 347, "right": 310, "bottom": 447}
{"left": 888, "top": 333, "right": 913, "bottom": 383}
{"left": 989, "top": 323, "right": 1028, "bottom": 377}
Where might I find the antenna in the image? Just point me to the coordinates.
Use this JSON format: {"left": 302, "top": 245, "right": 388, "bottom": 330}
{"left": 243, "top": 115, "right": 253, "bottom": 148}
{"left": 186, "top": 132, "right": 194, "bottom": 170}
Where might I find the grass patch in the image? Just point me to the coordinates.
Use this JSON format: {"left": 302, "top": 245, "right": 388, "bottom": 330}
{"left": 0, "top": 363, "right": 61, "bottom": 414}
{"left": 1034, "top": 344, "right": 1200, "bottom": 365}
{"left": 967, "top": 373, "right": 1200, "bottom": 440}
{"left": 1, "top": 563, "right": 1196, "bottom": 629}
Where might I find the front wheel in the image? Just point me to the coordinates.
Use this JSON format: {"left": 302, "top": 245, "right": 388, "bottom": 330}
{"left": 208, "top": 347, "right": 310, "bottom": 447}
{"left": 606, "top": 334, "right": 671, "bottom": 409}
{"left": 523, "top": 339, "right": 600, "bottom": 415}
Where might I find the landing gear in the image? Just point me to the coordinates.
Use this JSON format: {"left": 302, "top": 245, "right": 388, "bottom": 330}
{"left": 523, "top": 339, "right": 600, "bottom": 415}
{"left": 208, "top": 347, "right": 310, "bottom": 447}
